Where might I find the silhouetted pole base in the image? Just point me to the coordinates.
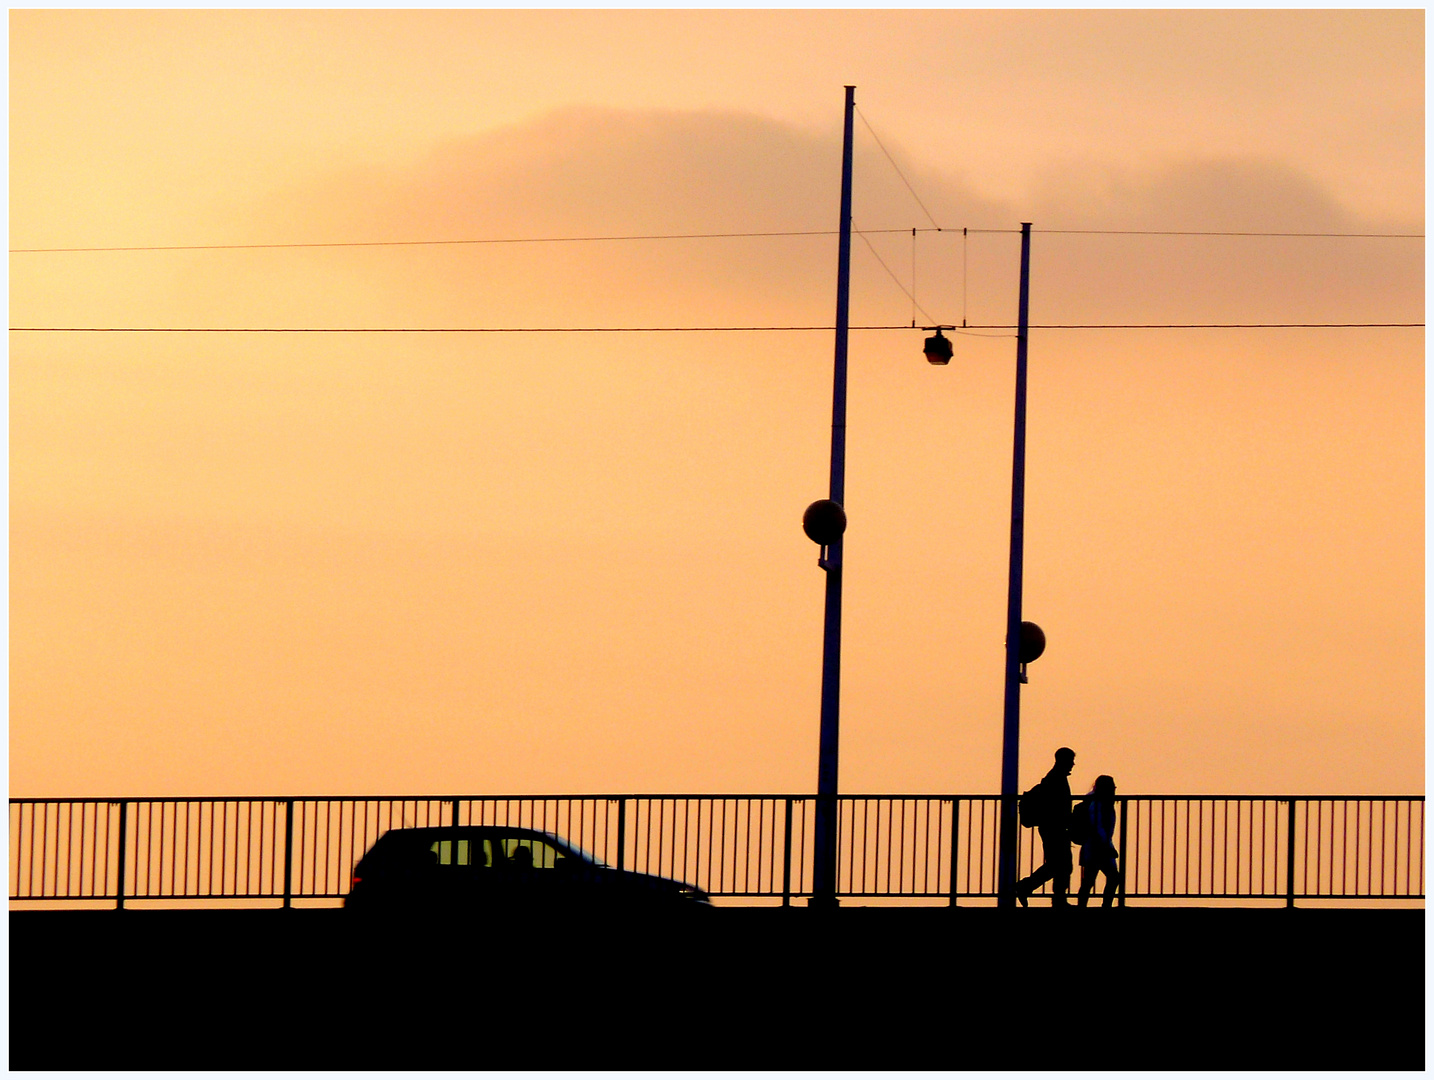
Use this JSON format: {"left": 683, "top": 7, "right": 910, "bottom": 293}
{"left": 997, "top": 795, "right": 1020, "bottom": 908}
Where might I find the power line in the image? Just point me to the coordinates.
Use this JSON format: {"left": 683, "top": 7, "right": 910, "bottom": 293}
{"left": 1037, "top": 229, "right": 1424, "bottom": 238}
{"left": 10, "top": 227, "right": 1420, "bottom": 254}
{"left": 10, "top": 323, "right": 1421, "bottom": 333}
{"left": 969, "top": 323, "right": 1424, "bottom": 329}
{"left": 8, "top": 228, "right": 918, "bottom": 254}
{"left": 8, "top": 325, "right": 906, "bottom": 333}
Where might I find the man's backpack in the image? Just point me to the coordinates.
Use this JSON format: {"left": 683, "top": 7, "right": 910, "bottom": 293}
{"left": 1068, "top": 799, "right": 1092, "bottom": 845}
{"left": 1018, "top": 783, "right": 1046, "bottom": 828}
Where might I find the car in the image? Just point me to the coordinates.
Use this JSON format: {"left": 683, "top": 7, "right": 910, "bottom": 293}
{"left": 344, "top": 825, "right": 711, "bottom": 913}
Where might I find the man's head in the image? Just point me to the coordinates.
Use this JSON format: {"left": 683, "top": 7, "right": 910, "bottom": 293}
{"left": 1054, "top": 747, "right": 1076, "bottom": 775}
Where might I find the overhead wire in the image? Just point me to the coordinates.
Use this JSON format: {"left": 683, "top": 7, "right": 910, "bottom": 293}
{"left": 11, "top": 323, "right": 1421, "bottom": 333}
{"left": 853, "top": 105, "right": 942, "bottom": 231}
{"left": 1036, "top": 229, "right": 1424, "bottom": 238}
{"left": 9, "top": 228, "right": 941, "bottom": 254}
{"left": 9, "top": 228, "right": 911, "bottom": 254}
{"left": 9, "top": 227, "right": 1420, "bottom": 254}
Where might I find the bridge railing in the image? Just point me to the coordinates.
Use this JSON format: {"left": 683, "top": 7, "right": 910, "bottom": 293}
{"left": 9, "top": 795, "right": 1424, "bottom": 909}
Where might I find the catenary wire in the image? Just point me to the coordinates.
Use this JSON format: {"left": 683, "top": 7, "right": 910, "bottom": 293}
{"left": 11, "top": 323, "right": 1421, "bottom": 333}
{"left": 1034, "top": 229, "right": 1424, "bottom": 238}
{"left": 10, "top": 227, "right": 1420, "bottom": 254}
{"left": 9, "top": 228, "right": 927, "bottom": 254}
{"left": 853, "top": 106, "right": 942, "bottom": 231}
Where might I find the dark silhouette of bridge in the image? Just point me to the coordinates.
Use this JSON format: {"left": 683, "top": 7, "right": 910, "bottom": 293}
{"left": 11, "top": 790, "right": 1424, "bottom": 1068}
{"left": 8, "top": 905, "right": 1424, "bottom": 1069}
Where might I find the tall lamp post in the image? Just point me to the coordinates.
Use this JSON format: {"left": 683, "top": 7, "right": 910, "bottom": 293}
{"left": 806, "top": 85, "right": 856, "bottom": 912}
{"left": 998, "top": 223, "right": 1034, "bottom": 908}
{"left": 926, "top": 223, "right": 1038, "bottom": 908}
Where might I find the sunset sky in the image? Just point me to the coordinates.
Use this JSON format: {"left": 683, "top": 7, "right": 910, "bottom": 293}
{"left": 10, "top": 10, "right": 1424, "bottom": 799}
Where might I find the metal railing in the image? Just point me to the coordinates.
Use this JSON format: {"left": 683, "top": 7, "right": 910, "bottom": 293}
{"left": 9, "top": 794, "right": 1424, "bottom": 909}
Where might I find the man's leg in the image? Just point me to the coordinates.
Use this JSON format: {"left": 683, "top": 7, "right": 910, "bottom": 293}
{"left": 1050, "top": 841, "right": 1072, "bottom": 905}
{"left": 1015, "top": 859, "right": 1052, "bottom": 906}
{"left": 1016, "top": 827, "right": 1062, "bottom": 905}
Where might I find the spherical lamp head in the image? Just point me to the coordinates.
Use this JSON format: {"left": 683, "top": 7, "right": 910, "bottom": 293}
{"left": 802, "top": 499, "right": 847, "bottom": 546}
{"left": 1019, "top": 621, "right": 1047, "bottom": 664}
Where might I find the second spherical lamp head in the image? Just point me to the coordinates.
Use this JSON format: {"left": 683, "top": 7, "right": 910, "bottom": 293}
{"left": 1019, "top": 621, "right": 1047, "bottom": 664}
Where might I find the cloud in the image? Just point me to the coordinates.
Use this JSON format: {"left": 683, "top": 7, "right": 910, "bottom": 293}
{"left": 230, "top": 107, "right": 1006, "bottom": 327}
{"left": 216, "top": 107, "right": 1421, "bottom": 332}
{"left": 1033, "top": 158, "right": 1369, "bottom": 233}
{"left": 1023, "top": 159, "right": 1422, "bottom": 326}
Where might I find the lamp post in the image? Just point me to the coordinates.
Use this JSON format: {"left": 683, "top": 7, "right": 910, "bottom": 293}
{"left": 925, "top": 223, "right": 1035, "bottom": 908}
{"left": 998, "top": 222, "right": 1034, "bottom": 908}
{"left": 806, "top": 85, "right": 856, "bottom": 911}
{"left": 810, "top": 95, "right": 1036, "bottom": 910}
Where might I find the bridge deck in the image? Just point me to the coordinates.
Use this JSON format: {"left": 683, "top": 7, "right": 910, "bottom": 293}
{"left": 10, "top": 907, "right": 1424, "bottom": 1070}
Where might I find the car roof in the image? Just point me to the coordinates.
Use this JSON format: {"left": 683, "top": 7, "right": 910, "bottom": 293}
{"left": 367, "top": 825, "right": 597, "bottom": 854}
{"left": 360, "top": 825, "right": 610, "bottom": 867}
{"left": 375, "top": 825, "right": 564, "bottom": 841}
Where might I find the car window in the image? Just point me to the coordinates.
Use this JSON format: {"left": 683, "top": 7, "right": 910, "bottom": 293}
{"left": 430, "top": 837, "right": 494, "bottom": 868}
{"left": 500, "top": 838, "right": 564, "bottom": 870}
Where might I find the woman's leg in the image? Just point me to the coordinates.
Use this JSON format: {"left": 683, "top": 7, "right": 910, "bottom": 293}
{"left": 1100, "top": 856, "right": 1121, "bottom": 907}
{"left": 1078, "top": 863, "right": 1095, "bottom": 906}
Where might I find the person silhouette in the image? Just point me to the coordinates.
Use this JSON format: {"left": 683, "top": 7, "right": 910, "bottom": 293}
{"left": 1075, "top": 774, "right": 1121, "bottom": 907}
{"left": 1015, "top": 747, "right": 1075, "bottom": 907}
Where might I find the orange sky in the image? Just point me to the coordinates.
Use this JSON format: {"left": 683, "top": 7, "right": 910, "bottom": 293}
{"left": 9, "top": 10, "right": 1424, "bottom": 799}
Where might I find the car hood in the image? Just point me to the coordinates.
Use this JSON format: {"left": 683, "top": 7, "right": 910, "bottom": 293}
{"left": 598, "top": 866, "right": 709, "bottom": 902}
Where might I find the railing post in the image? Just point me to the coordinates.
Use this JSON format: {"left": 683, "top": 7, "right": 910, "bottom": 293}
{"left": 782, "top": 798, "right": 794, "bottom": 907}
{"left": 615, "top": 798, "right": 627, "bottom": 872}
{"left": 1117, "top": 796, "right": 1128, "bottom": 908}
{"left": 282, "top": 799, "right": 296, "bottom": 910}
{"left": 948, "top": 798, "right": 960, "bottom": 908}
{"left": 1286, "top": 798, "right": 1297, "bottom": 909}
{"left": 114, "top": 801, "right": 128, "bottom": 911}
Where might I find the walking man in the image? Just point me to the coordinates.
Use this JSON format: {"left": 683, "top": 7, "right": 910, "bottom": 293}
{"left": 1015, "top": 747, "right": 1076, "bottom": 907}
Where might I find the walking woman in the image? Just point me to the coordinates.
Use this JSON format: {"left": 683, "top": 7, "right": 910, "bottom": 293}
{"left": 1075, "top": 775, "right": 1121, "bottom": 907}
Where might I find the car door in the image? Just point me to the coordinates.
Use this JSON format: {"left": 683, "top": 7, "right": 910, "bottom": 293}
{"left": 495, "top": 836, "right": 586, "bottom": 906}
